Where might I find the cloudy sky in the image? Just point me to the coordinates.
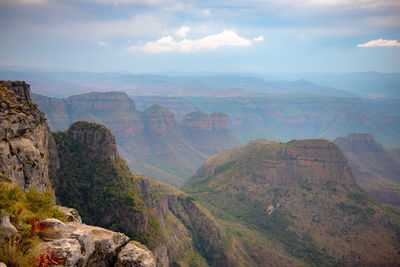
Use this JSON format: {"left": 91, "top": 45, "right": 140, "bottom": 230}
{"left": 0, "top": 0, "right": 399, "bottom": 73}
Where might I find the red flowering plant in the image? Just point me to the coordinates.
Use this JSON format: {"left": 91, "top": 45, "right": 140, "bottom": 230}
{"left": 32, "top": 248, "right": 65, "bottom": 267}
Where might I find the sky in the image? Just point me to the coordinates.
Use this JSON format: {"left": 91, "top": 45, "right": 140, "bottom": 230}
{"left": 0, "top": 0, "right": 400, "bottom": 73}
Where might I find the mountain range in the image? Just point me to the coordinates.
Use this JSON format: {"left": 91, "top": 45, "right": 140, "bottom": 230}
{"left": 32, "top": 92, "right": 240, "bottom": 186}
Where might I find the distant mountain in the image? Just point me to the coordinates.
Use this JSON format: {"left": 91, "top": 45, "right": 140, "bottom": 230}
{"left": 134, "top": 95, "right": 400, "bottom": 148}
{"left": 184, "top": 139, "right": 400, "bottom": 266}
{"left": 0, "top": 69, "right": 359, "bottom": 98}
{"left": 32, "top": 92, "right": 240, "bottom": 186}
{"left": 264, "top": 72, "right": 400, "bottom": 99}
{"left": 334, "top": 133, "right": 400, "bottom": 206}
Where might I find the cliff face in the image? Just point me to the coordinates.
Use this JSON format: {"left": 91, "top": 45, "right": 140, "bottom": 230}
{"left": 33, "top": 92, "right": 241, "bottom": 186}
{"left": 0, "top": 81, "right": 53, "bottom": 193}
{"left": 184, "top": 139, "right": 400, "bottom": 266}
{"left": 334, "top": 133, "right": 400, "bottom": 206}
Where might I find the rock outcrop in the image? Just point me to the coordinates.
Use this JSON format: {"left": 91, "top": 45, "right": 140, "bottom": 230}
{"left": 38, "top": 218, "right": 156, "bottom": 267}
{"left": 334, "top": 133, "right": 400, "bottom": 206}
{"left": 68, "top": 121, "right": 119, "bottom": 161}
{"left": 0, "top": 81, "right": 53, "bottom": 193}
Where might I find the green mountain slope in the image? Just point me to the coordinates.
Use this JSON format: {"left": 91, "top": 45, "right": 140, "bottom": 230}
{"left": 183, "top": 139, "right": 400, "bottom": 266}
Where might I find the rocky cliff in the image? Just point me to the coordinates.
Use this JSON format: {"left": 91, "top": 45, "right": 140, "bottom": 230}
{"left": 0, "top": 81, "right": 53, "bottom": 194}
{"left": 334, "top": 133, "right": 400, "bottom": 206}
{"left": 184, "top": 139, "right": 400, "bottom": 266}
{"left": 32, "top": 92, "right": 241, "bottom": 186}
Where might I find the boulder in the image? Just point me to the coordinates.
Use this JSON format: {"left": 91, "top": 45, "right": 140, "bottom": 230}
{"left": 0, "top": 214, "right": 17, "bottom": 238}
{"left": 115, "top": 241, "right": 156, "bottom": 267}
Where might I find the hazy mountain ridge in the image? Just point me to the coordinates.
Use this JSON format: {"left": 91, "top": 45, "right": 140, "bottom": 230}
{"left": 32, "top": 92, "right": 241, "bottom": 186}
{"left": 134, "top": 95, "right": 400, "bottom": 148}
{"left": 0, "top": 69, "right": 375, "bottom": 98}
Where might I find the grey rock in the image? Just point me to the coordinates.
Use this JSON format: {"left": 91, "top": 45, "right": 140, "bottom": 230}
{"left": 0, "top": 213, "right": 17, "bottom": 238}
{"left": 115, "top": 242, "right": 156, "bottom": 267}
{"left": 0, "top": 81, "right": 54, "bottom": 196}
{"left": 41, "top": 218, "right": 66, "bottom": 228}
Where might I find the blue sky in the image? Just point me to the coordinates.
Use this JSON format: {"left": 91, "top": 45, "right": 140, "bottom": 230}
{"left": 0, "top": 0, "right": 399, "bottom": 73}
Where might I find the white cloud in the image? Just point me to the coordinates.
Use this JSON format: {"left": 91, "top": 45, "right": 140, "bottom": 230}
{"left": 254, "top": 36, "right": 264, "bottom": 42}
{"left": 358, "top": 39, "right": 400, "bottom": 47}
{"left": 175, "top": 26, "right": 190, "bottom": 38}
{"left": 97, "top": 41, "right": 108, "bottom": 46}
{"left": 129, "top": 30, "right": 253, "bottom": 53}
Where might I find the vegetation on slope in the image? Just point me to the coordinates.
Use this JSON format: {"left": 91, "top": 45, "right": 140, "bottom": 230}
{"left": 51, "top": 128, "right": 162, "bottom": 248}
{"left": 0, "top": 180, "right": 66, "bottom": 266}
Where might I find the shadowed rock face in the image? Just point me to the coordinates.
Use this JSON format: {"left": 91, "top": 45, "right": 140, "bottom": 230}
{"left": 334, "top": 133, "right": 400, "bottom": 206}
{"left": 0, "top": 81, "right": 53, "bottom": 193}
